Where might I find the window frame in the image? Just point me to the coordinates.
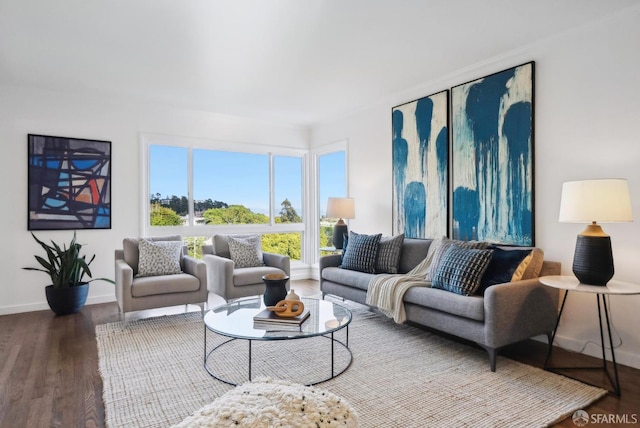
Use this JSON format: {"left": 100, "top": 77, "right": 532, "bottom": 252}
{"left": 309, "top": 140, "right": 349, "bottom": 265}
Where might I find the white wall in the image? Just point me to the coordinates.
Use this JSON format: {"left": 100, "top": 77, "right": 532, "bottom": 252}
{"left": 310, "top": 9, "right": 640, "bottom": 368}
{"left": 0, "top": 87, "right": 308, "bottom": 315}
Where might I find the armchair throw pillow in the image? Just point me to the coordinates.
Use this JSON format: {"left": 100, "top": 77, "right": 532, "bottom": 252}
{"left": 137, "top": 239, "right": 183, "bottom": 277}
{"left": 228, "top": 235, "right": 264, "bottom": 268}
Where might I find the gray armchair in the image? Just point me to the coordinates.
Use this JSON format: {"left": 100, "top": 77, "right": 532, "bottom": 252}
{"left": 115, "top": 235, "right": 208, "bottom": 326}
{"left": 202, "top": 234, "right": 290, "bottom": 302}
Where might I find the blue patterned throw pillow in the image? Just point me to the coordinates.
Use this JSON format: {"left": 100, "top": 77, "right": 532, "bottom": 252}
{"left": 375, "top": 233, "right": 404, "bottom": 274}
{"left": 340, "top": 231, "right": 382, "bottom": 274}
{"left": 432, "top": 245, "right": 493, "bottom": 296}
{"left": 425, "top": 237, "right": 489, "bottom": 281}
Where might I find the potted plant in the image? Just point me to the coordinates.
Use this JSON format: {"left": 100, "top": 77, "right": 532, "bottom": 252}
{"left": 23, "top": 232, "right": 114, "bottom": 316}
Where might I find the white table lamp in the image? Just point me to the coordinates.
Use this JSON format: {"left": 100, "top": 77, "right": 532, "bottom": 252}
{"left": 326, "top": 197, "right": 355, "bottom": 250}
{"left": 559, "top": 179, "right": 633, "bottom": 285}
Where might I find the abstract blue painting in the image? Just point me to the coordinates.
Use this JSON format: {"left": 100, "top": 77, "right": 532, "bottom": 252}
{"left": 392, "top": 90, "right": 448, "bottom": 239}
{"left": 28, "top": 134, "right": 112, "bottom": 230}
{"left": 451, "top": 62, "right": 534, "bottom": 245}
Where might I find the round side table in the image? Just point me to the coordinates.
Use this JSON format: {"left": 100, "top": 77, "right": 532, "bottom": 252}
{"left": 539, "top": 275, "right": 640, "bottom": 396}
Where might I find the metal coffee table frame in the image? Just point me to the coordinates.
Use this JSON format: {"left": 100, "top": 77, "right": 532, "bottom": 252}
{"left": 204, "top": 297, "right": 352, "bottom": 386}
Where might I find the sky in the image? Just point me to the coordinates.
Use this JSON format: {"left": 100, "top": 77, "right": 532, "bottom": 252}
{"left": 150, "top": 146, "right": 345, "bottom": 216}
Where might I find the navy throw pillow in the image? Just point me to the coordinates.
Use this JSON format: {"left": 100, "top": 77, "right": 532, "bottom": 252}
{"left": 476, "top": 247, "right": 532, "bottom": 295}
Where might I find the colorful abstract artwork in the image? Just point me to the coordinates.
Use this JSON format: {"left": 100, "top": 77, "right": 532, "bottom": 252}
{"left": 28, "top": 134, "right": 111, "bottom": 230}
{"left": 451, "top": 62, "right": 534, "bottom": 245}
{"left": 392, "top": 90, "right": 449, "bottom": 239}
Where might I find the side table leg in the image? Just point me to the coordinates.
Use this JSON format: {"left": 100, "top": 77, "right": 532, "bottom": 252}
{"left": 544, "top": 290, "right": 568, "bottom": 369}
{"left": 599, "top": 296, "right": 621, "bottom": 396}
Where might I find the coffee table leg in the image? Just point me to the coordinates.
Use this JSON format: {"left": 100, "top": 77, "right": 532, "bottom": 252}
{"left": 248, "top": 339, "right": 252, "bottom": 382}
{"left": 331, "top": 332, "right": 335, "bottom": 378}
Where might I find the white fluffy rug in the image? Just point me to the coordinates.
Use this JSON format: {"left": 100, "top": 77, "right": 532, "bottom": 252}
{"left": 172, "top": 377, "right": 358, "bottom": 427}
{"left": 96, "top": 308, "right": 606, "bottom": 427}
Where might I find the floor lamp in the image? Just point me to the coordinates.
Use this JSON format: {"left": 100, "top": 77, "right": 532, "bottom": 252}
{"left": 559, "top": 179, "right": 633, "bottom": 285}
{"left": 326, "top": 197, "right": 355, "bottom": 250}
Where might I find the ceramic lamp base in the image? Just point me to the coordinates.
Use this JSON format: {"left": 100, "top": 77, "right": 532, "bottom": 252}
{"left": 572, "top": 235, "right": 614, "bottom": 286}
{"left": 332, "top": 223, "right": 348, "bottom": 250}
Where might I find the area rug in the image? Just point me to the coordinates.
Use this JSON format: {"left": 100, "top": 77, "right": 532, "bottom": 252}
{"left": 96, "top": 308, "right": 606, "bottom": 427}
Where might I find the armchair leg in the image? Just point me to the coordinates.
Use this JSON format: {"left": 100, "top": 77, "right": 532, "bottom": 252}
{"left": 121, "top": 312, "right": 129, "bottom": 329}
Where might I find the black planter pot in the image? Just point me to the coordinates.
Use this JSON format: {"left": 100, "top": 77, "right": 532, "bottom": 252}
{"left": 45, "top": 283, "right": 89, "bottom": 316}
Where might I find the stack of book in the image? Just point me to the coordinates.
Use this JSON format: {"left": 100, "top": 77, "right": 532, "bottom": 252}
{"left": 253, "top": 307, "right": 310, "bottom": 331}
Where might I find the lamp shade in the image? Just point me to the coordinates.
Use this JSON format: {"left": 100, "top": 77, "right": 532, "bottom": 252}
{"left": 326, "top": 197, "right": 355, "bottom": 219}
{"left": 559, "top": 179, "right": 632, "bottom": 224}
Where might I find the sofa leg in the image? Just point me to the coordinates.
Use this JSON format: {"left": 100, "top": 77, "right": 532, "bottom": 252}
{"left": 477, "top": 343, "right": 498, "bottom": 371}
{"left": 487, "top": 348, "right": 497, "bottom": 372}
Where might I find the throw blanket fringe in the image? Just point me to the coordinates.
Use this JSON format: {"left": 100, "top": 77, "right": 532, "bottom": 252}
{"left": 366, "top": 250, "right": 435, "bottom": 323}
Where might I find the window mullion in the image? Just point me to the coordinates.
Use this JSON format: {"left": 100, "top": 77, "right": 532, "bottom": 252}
{"left": 188, "top": 147, "right": 194, "bottom": 227}
{"left": 269, "top": 153, "right": 275, "bottom": 226}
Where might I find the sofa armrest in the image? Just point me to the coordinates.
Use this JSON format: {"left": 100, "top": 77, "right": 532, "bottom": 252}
{"left": 114, "top": 250, "right": 134, "bottom": 313}
{"left": 182, "top": 255, "right": 207, "bottom": 292}
{"left": 202, "top": 253, "right": 235, "bottom": 298}
{"left": 320, "top": 254, "right": 342, "bottom": 272}
{"left": 263, "top": 252, "right": 290, "bottom": 276}
{"left": 483, "top": 277, "right": 560, "bottom": 348}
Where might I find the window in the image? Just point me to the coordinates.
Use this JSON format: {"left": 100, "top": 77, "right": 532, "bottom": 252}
{"left": 143, "top": 135, "right": 306, "bottom": 262}
{"left": 149, "top": 145, "right": 188, "bottom": 226}
{"left": 317, "top": 149, "right": 347, "bottom": 255}
{"left": 194, "top": 150, "right": 270, "bottom": 225}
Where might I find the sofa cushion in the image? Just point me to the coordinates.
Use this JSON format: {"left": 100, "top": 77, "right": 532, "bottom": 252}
{"left": 425, "top": 237, "right": 489, "bottom": 281}
{"left": 137, "top": 239, "right": 183, "bottom": 277}
{"left": 375, "top": 233, "right": 404, "bottom": 274}
{"left": 131, "top": 272, "right": 200, "bottom": 297}
{"left": 341, "top": 232, "right": 382, "bottom": 274}
{"left": 322, "top": 267, "right": 373, "bottom": 292}
{"left": 476, "top": 247, "right": 532, "bottom": 295}
{"left": 228, "top": 236, "right": 264, "bottom": 268}
{"left": 233, "top": 266, "right": 285, "bottom": 287}
{"left": 398, "top": 238, "right": 432, "bottom": 273}
{"left": 431, "top": 246, "right": 493, "bottom": 296}
{"left": 403, "top": 286, "right": 485, "bottom": 322}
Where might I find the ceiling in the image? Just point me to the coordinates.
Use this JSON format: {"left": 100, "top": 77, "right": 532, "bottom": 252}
{"left": 1, "top": 0, "right": 637, "bottom": 126}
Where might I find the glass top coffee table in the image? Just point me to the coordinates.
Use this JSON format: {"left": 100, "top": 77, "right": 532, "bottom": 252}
{"left": 204, "top": 296, "right": 352, "bottom": 386}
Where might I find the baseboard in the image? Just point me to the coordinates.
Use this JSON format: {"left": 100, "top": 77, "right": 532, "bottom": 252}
{"left": 551, "top": 332, "right": 640, "bottom": 370}
{"left": 0, "top": 294, "right": 116, "bottom": 316}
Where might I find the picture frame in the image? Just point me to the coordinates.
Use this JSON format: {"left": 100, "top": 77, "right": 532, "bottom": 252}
{"left": 451, "top": 61, "right": 534, "bottom": 245}
{"left": 392, "top": 90, "right": 449, "bottom": 239}
{"left": 28, "top": 134, "right": 112, "bottom": 230}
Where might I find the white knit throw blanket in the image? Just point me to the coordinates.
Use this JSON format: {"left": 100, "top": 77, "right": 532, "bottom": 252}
{"left": 366, "top": 251, "right": 434, "bottom": 323}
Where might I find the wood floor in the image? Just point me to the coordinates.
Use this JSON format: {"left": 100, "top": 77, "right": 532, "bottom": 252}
{"left": 1, "top": 279, "right": 638, "bottom": 428}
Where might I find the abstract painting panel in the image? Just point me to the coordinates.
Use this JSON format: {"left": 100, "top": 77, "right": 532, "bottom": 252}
{"left": 451, "top": 62, "right": 534, "bottom": 245}
{"left": 392, "top": 90, "right": 448, "bottom": 239}
{"left": 28, "top": 134, "right": 111, "bottom": 230}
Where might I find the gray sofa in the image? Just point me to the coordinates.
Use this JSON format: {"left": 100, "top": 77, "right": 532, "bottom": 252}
{"left": 320, "top": 238, "right": 560, "bottom": 371}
